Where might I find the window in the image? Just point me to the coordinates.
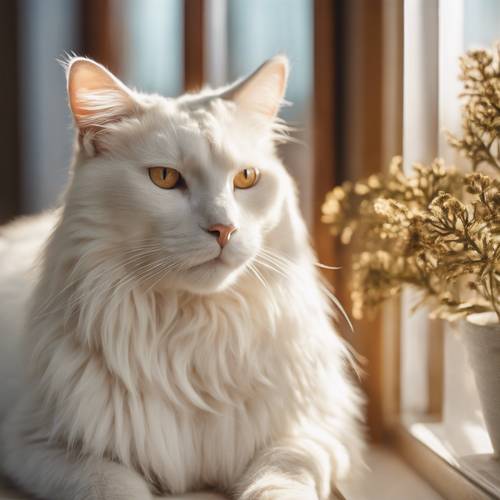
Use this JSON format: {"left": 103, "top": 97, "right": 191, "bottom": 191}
{"left": 319, "top": 1, "right": 500, "bottom": 497}
{"left": 395, "top": 0, "right": 500, "bottom": 497}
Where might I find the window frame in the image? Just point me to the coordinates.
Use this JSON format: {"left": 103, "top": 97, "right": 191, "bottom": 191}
{"left": 377, "top": 1, "right": 498, "bottom": 498}
{"left": 312, "top": 1, "right": 498, "bottom": 498}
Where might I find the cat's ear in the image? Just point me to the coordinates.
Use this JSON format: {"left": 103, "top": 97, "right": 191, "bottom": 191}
{"left": 66, "top": 57, "right": 140, "bottom": 135}
{"left": 223, "top": 55, "right": 289, "bottom": 120}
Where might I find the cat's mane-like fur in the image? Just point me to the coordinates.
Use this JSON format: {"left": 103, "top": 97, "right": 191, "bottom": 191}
{"left": 0, "top": 56, "right": 363, "bottom": 500}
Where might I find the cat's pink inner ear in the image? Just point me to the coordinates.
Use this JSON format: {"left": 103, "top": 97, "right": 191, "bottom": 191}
{"left": 226, "top": 55, "right": 289, "bottom": 119}
{"left": 67, "top": 58, "right": 136, "bottom": 130}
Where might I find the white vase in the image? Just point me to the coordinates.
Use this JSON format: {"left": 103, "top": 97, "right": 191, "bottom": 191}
{"left": 461, "top": 313, "right": 500, "bottom": 457}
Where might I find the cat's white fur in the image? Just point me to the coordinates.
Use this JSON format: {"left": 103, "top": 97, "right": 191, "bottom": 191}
{"left": 0, "top": 57, "right": 363, "bottom": 500}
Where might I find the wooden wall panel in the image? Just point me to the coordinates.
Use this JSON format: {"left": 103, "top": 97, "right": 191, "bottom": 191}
{"left": 337, "top": 0, "right": 385, "bottom": 441}
{"left": 380, "top": 0, "right": 404, "bottom": 434}
{"left": 313, "top": 0, "right": 338, "bottom": 288}
{"left": 184, "top": 0, "right": 205, "bottom": 91}
{"left": 314, "top": 0, "right": 404, "bottom": 441}
{"left": 81, "top": 0, "right": 122, "bottom": 75}
{"left": 0, "top": 2, "right": 21, "bottom": 223}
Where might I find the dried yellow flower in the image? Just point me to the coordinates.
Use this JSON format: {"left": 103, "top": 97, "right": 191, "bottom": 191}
{"left": 448, "top": 43, "right": 500, "bottom": 173}
{"left": 322, "top": 161, "right": 499, "bottom": 321}
{"left": 322, "top": 42, "right": 500, "bottom": 322}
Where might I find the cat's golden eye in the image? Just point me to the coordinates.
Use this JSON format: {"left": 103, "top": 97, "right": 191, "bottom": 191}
{"left": 148, "top": 167, "right": 181, "bottom": 189}
{"left": 234, "top": 168, "right": 260, "bottom": 189}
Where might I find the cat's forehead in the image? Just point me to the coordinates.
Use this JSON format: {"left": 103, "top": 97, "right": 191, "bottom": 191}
{"left": 142, "top": 96, "right": 270, "bottom": 167}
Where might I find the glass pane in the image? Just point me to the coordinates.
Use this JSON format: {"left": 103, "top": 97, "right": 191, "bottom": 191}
{"left": 118, "top": 0, "right": 184, "bottom": 97}
{"left": 464, "top": 0, "right": 500, "bottom": 47}
{"left": 432, "top": 0, "right": 499, "bottom": 458}
{"left": 19, "top": 0, "right": 80, "bottom": 213}
{"left": 401, "top": 0, "right": 500, "bottom": 493}
{"left": 434, "top": 0, "right": 499, "bottom": 455}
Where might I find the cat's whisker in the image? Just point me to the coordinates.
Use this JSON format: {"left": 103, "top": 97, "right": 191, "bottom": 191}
{"left": 321, "top": 284, "right": 354, "bottom": 332}
{"left": 58, "top": 250, "right": 165, "bottom": 311}
{"left": 262, "top": 247, "right": 341, "bottom": 275}
{"left": 61, "top": 251, "right": 177, "bottom": 320}
{"left": 254, "top": 253, "right": 294, "bottom": 280}
{"left": 258, "top": 249, "right": 296, "bottom": 270}
{"left": 315, "top": 262, "right": 342, "bottom": 270}
{"left": 256, "top": 251, "right": 291, "bottom": 272}
{"left": 139, "top": 260, "right": 183, "bottom": 295}
{"left": 34, "top": 255, "right": 154, "bottom": 320}
{"left": 259, "top": 247, "right": 353, "bottom": 332}
{"left": 100, "top": 256, "right": 179, "bottom": 297}
{"left": 260, "top": 247, "right": 298, "bottom": 268}
{"left": 247, "top": 263, "right": 269, "bottom": 292}
{"left": 253, "top": 257, "right": 289, "bottom": 280}
{"left": 33, "top": 244, "right": 166, "bottom": 318}
{"left": 63, "top": 259, "right": 180, "bottom": 330}
{"left": 246, "top": 263, "right": 282, "bottom": 320}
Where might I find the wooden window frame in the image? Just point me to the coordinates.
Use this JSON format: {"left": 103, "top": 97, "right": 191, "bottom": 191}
{"left": 313, "top": 0, "right": 337, "bottom": 288}
{"left": 314, "top": 0, "right": 387, "bottom": 441}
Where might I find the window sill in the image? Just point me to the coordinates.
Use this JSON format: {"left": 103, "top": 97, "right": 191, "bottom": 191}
{"left": 340, "top": 445, "right": 442, "bottom": 499}
{"left": 391, "top": 420, "right": 500, "bottom": 499}
{"left": 403, "top": 415, "right": 500, "bottom": 498}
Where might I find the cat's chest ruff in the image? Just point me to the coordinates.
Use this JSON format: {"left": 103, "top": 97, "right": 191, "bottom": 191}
{"left": 39, "top": 283, "right": 303, "bottom": 493}
{"left": 81, "top": 295, "right": 292, "bottom": 492}
{"left": 91, "top": 325, "right": 290, "bottom": 495}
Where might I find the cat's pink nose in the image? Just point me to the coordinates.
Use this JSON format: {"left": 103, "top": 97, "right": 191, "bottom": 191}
{"left": 208, "top": 224, "right": 237, "bottom": 248}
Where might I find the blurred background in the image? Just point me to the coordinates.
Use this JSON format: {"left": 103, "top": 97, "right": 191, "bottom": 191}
{"left": 1, "top": 1, "right": 499, "bottom": 498}
{"left": 0, "top": 0, "right": 314, "bottom": 221}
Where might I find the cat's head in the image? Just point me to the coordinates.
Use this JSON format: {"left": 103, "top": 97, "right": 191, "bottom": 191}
{"left": 64, "top": 56, "right": 294, "bottom": 294}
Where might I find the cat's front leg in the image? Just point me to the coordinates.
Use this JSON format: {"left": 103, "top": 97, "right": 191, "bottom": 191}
{"left": 234, "top": 437, "right": 336, "bottom": 500}
{"left": 160, "top": 494, "right": 228, "bottom": 500}
{"left": 1, "top": 404, "right": 154, "bottom": 500}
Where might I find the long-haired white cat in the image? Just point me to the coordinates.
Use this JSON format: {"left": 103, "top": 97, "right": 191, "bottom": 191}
{"left": 0, "top": 56, "right": 363, "bottom": 499}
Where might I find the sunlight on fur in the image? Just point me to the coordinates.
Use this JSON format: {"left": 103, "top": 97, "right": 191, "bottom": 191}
{"left": 0, "top": 56, "right": 364, "bottom": 500}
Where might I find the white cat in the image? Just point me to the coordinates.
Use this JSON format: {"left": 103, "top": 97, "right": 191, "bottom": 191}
{"left": 0, "top": 56, "right": 363, "bottom": 500}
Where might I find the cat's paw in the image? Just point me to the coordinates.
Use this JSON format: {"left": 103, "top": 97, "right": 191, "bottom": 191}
{"left": 240, "top": 483, "right": 318, "bottom": 500}
{"left": 252, "top": 490, "right": 317, "bottom": 500}
{"left": 156, "top": 493, "right": 228, "bottom": 500}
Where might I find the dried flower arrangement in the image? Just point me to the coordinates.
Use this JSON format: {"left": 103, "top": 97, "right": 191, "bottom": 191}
{"left": 448, "top": 43, "right": 500, "bottom": 173}
{"left": 322, "top": 44, "right": 500, "bottom": 322}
